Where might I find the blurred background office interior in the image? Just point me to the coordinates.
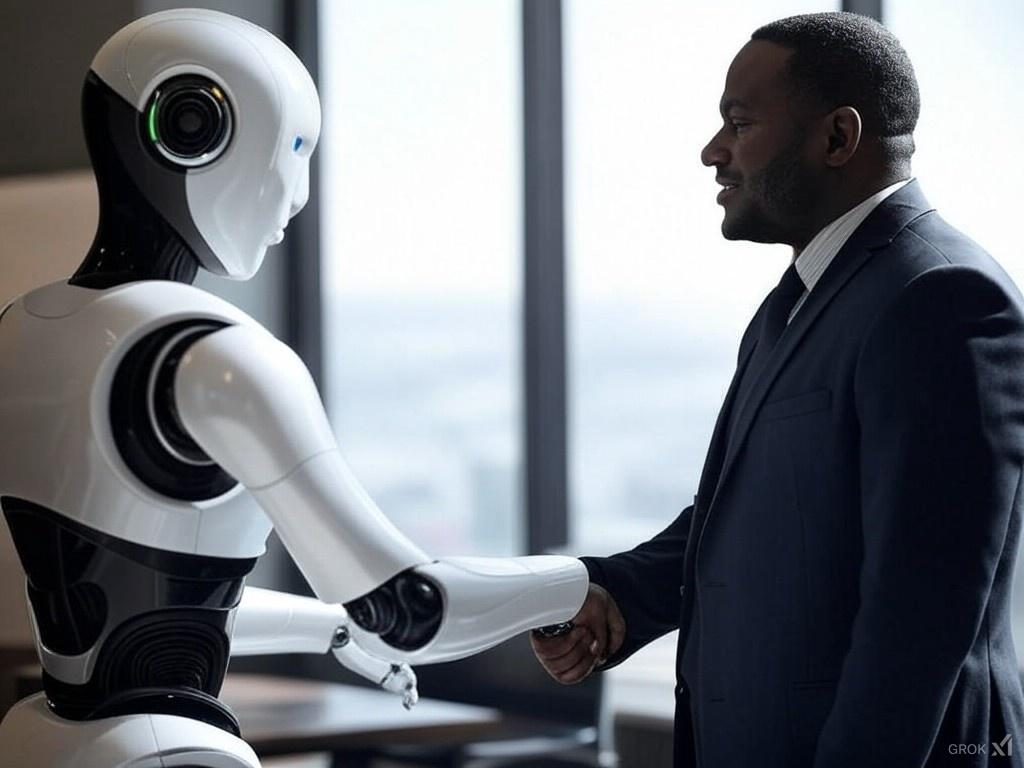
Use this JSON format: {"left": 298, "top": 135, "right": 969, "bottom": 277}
{"left": 1, "top": 0, "right": 1022, "bottom": 765}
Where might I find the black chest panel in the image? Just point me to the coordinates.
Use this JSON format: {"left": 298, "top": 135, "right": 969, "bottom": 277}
{"left": 110, "top": 319, "right": 238, "bottom": 501}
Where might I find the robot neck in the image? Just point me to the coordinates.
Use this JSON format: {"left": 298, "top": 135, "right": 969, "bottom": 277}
{"left": 70, "top": 199, "right": 199, "bottom": 289}
{"left": 70, "top": 72, "right": 200, "bottom": 290}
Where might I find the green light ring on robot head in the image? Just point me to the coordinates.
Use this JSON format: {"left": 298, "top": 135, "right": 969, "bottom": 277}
{"left": 147, "top": 96, "right": 160, "bottom": 143}
{"left": 142, "top": 76, "right": 233, "bottom": 169}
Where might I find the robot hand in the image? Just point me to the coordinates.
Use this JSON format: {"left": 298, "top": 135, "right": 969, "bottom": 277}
{"left": 331, "top": 629, "right": 419, "bottom": 710}
{"left": 230, "top": 586, "right": 419, "bottom": 708}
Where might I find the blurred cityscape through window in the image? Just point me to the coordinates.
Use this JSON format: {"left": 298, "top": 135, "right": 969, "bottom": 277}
{"left": 320, "top": 0, "right": 522, "bottom": 556}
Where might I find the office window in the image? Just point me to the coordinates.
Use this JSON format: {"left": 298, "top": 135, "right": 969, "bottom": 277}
{"left": 886, "top": 1, "right": 1024, "bottom": 286}
{"left": 319, "top": 0, "right": 522, "bottom": 556}
{"left": 564, "top": 0, "right": 839, "bottom": 554}
{"left": 885, "top": 0, "right": 1024, "bottom": 665}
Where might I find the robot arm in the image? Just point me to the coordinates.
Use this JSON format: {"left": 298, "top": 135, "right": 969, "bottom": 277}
{"left": 174, "top": 324, "right": 587, "bottom": 698}
{"left": 231, "top": 587, "right": 419, "bottom": 708}
{"left": 230, "top": 586, "right": 348, "bottom": 657}
{"left": 173, "top": 323, "right": 430, "bottom": 602}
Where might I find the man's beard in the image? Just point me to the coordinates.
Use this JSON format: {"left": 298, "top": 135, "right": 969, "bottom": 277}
{"left": 721, "top": 135, "right": 820, "bottom": 245}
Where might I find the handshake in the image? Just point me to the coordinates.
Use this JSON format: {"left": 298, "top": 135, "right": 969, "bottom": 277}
{"left": 530, "top": 583, "right": 627, "bottom": 684}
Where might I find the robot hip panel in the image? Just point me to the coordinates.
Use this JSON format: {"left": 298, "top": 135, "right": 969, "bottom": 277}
{"left": 2, "top": 496, "right": 256, "bottom": 730}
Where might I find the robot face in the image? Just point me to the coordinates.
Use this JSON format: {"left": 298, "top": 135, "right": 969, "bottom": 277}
{"left": 90, "top": 9, "right": 321, "bottom": 280}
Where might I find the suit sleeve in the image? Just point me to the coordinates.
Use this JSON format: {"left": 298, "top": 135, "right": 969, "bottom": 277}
{"left": 580, "top": 503, "right": 693, "bottom": 667}
{"left": 813, "top": 265, "right": 1024, "bottom": 767}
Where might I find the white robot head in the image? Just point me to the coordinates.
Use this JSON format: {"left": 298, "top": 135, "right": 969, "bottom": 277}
{"left": 77, "top": 9, "right": 320, "bottom": 283}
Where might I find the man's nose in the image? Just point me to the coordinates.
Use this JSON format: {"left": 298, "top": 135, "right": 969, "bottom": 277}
{"left": 701, "top": 129, "right": 729, "bottom": 167}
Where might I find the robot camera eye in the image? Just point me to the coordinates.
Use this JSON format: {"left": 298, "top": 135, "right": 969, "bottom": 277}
{"left": 145, "top": 75, "right": 233, "bottom": 168}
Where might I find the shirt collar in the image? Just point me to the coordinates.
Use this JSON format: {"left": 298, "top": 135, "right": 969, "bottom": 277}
{"left": 791, "top": 177, "right": 914, "bottom": 292}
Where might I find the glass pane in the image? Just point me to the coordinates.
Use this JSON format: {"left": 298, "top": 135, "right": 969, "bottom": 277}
{"left": 565, "top": 0, "right": 840, "bottom": 555}
{"left": 319, "top": 0, "right": 521, "bottom": 556}
{"left": 885, "top": 0, "right": 1024, "bottom": 666}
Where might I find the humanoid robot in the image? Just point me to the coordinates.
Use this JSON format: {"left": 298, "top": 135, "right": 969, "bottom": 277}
{"left": 0, "top": 10, "right": 586, "bottom": 767}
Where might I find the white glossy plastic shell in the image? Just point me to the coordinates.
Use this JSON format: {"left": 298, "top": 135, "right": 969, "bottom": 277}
{"left": 175, "top": 324, "right": 432, "bottom": 602}
{"left": 90, "top": 9, "right": 320, "bottom": 279}
{"left": 230, "top": 586, "right": 345, "bottom": 656}
{"left": 0, "top": 694, "right": 260, "bottom": 768}
{"left": 355, "top": 555, "right": 590, "bottom": 665}
{"left": 173, "top": 324, "right": 337, "bottom": 488}
{"left": 0, "top": 279, "right": 274, "bottom": 559}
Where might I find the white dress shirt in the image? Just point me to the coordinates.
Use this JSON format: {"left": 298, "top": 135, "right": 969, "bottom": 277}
{"left": 787, "top": 177, "right": 913, "bottom": 324}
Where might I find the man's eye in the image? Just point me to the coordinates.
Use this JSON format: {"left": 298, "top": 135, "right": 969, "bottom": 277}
{"left": 731, "top": 121, "right": 750, "bottom": 131}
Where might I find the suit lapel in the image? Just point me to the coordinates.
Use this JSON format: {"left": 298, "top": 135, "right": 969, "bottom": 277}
{"left": 704, "top": 180, "right": 936, "bottom": 512}
{"left": 693, "top": 303, "right": 764, "bottom": 513}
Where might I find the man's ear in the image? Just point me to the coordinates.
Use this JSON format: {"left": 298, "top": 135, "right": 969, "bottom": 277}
{"left": 822, "top": 106, "right": 862, "bottom": 167}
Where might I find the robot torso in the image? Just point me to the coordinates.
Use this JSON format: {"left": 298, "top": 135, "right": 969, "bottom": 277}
{"left": 0, "top": 279, "right": 276, "bottom": 731}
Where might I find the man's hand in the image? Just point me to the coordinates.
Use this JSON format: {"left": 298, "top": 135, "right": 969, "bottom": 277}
{"left": 530, "top": 583, "right": 626, "bottom": 684}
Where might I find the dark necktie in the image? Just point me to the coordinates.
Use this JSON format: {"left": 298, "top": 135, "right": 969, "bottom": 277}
{"left": 726, "top": 263, "right": 806, "bottom": 438}
{"left": 758, "top": 262, "right": 805, "bottom": 351}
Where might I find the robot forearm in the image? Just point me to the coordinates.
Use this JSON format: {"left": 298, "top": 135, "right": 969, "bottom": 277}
{"left": 347, "top": 556, "right": 587, "bottom": 665}
{"left": 248, "top": 449, "right": 431, "bottom": 603}
{"left": 230, "top": 586, "right": 347, "bottom": 656}
{"left": 228, "top": 559, "right": 585, "bottom": 709}
{"left": 244, "top": 456, "right": 589, "bottom": 664}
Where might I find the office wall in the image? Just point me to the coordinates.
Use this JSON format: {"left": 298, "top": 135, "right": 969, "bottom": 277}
{"left": 0, "top": 0, "right": 283, "bottom": 177}
{"left": 0, "top": 2, "right": 135, "bottom": 176}
{"left": 0, "top": 172, "right": 97, "bottom": 307}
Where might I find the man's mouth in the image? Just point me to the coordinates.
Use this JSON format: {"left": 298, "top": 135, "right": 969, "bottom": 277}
{"left": 716, "top": 181, "right": 740, "bottom": 205}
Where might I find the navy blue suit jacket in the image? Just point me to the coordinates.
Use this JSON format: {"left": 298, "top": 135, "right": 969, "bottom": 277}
{"left": 583, "top": 181, "right": 1024, "bottom": 767}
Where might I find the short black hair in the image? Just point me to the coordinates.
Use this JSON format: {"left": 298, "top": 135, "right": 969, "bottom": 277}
{"left": 752, "top": 12, "right": 920, "bottom": 172}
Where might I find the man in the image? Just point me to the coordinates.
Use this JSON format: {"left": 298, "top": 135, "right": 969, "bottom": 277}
{"left": 532, "top": 12, "right": 1024, "bottom": 767}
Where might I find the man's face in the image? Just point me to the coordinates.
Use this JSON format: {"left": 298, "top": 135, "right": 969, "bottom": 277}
{"left": 701, "top": 40, "right": 822, "bottom": 246}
